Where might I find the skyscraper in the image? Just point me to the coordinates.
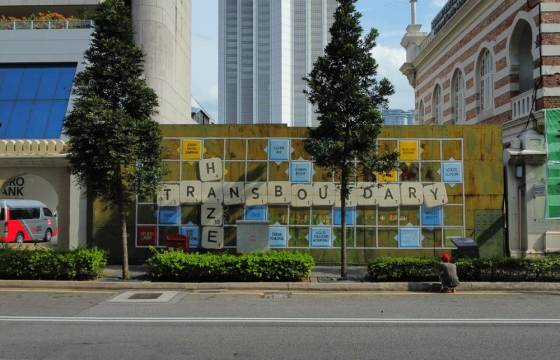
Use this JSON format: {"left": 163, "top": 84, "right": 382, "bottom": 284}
{"left": 218, "top": 0, "right": 338, "bottom": 126}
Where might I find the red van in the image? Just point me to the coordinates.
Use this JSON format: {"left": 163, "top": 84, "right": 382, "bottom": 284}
{"left": 0, "top": 199, "right": 58, "bottom": 243}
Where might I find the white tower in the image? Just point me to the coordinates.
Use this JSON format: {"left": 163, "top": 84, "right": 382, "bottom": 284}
{"left": 131, "top": 0, "right": 193, "bottom": 124}
{"left": 399, "top": 0, "right": 428, "bottom": 87}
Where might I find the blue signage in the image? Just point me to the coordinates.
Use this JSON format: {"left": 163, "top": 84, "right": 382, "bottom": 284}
{"left": 442, "top": 162, "right": 462, "bottom": 183}
{"left": 290, "top": 162, "right": 312, "bottom": 183}
{"left": 180, "top": 226, "right": 200, "bottom": 248}
{"left": 333, "top": 208, "right": 355, "bottom": 225}
{"left": 245, "top": 206, "right": 267, "bottom": 221}
{"left": 310, "top": 227, "right": 332, "bottom": 248}
{"left": 268, "top": 139, "right": 290, "bottom": 161}
{"left": 399, "top": 228, "right": 420, "bottom": 248}
{"left": 421, "top": 206, "right": 442, "bottom": 226}
{"left": 159, "top": 207, "right": 179, "bottom": 224}
{"left": 269, "top": 226, "right": 287, "bottom": 248}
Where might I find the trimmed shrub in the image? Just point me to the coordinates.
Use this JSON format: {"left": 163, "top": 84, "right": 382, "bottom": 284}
{"left": 0, "top": 245, "right": 107, "bottom": 280}
{"left": 147, "top": 248, "right": 315, "bottom": 282}
{"left": 368, "top": 256, "right": 560, "bottom": 282}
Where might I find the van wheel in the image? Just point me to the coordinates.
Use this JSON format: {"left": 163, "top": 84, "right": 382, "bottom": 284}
{"left": 43, "top": 229, "right": 52, "bottom": 242}
{"left": 15, "top": 232, "right": 24, "bottom": 243}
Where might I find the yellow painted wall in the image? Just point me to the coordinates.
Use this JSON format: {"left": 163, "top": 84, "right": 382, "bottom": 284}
{"left": 91, "top": 124, "right": 504, "bottom": 263}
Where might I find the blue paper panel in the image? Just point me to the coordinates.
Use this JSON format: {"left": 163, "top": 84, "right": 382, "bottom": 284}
{"left": 290, "top": 162, "right": 311, "bottom": 183}
{"left": 399, "top": 228, "right": 420, "bottom": 248}
{"left": 268, "top": 139, "right": 290, "bottom": 161}
{"left": 310, "top": 227, "right": 332, "bottom": 248}
{"left": 180, "top": 226, "right": 200, "bottom": 248}
{"left": 269, "top": 226, "right": 287, "bottom": 248}
{"left": 442, "top": 162, "right": 462, "bottom": 183}
{"left": 245, "top": 206, "right": 266, "bottom": 221}
{"left": 0, "top": 64, "right": 77, "bottom": 139}
{"left": 421, "top": 206, "right": 442, "bottom": 226}
{"left": 159, "top": 207, "right": 179, "bottom": 224}
{"left": 333, "top": 208, "right": 355, "bottom": 225}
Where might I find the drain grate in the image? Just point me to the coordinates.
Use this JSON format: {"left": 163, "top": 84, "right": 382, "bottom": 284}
{"left": 128, "top": 293, "right": 163, "bottom": 300}
{"left": 109, "top": 291, "right": 180, "bottom": 303}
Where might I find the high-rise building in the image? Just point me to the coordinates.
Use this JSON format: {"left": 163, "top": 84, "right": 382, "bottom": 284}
{"left": 218, "top": 0, "right": 338, "bottom": 126}
{"left": 382, "top": 109, "right": 415, "bottom": 125}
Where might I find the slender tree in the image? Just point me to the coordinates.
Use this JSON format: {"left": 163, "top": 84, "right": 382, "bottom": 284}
{"left": 304, "top": 0, "right": 399, "bottom": 278}
{"left": 63, "top": 0, "right": 168, "bottom": 280}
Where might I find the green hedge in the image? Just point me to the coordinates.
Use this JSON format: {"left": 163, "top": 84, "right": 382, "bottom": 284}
{"left": 0, "top": 245, "right": 108, "bottom": 280}
{"left": 367, "top": 256, "right": 560, "bottom": 282}
{"left": 147, "top": 248, "right": 315, "bottom": 282}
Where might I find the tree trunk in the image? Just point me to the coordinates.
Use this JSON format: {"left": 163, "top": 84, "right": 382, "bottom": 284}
{"left": 340, "top": 167, "right": 348, "bottom": 280}
{"left": 116, "top": 166, "right": 130, "bottom": 280}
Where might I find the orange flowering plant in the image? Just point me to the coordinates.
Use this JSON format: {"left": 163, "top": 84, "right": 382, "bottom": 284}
{"left": 1, "top": 12, "right": 88, "bottom": 29}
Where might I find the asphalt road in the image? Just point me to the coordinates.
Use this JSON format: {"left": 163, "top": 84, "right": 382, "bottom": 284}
{"left": 1, "top": 289, "right": 559, "bottom": 359}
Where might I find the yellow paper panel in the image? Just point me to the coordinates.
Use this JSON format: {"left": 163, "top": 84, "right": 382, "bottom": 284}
{"left": 182, "top": 139, "right": 202, "bottom": 160}
{"left": 399, "top": 140, "right": 419, "bottom": 161}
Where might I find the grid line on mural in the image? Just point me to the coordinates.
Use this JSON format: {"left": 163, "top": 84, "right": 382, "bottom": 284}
{"left": 135, "top": 137, "right": 465, "bottom": 250}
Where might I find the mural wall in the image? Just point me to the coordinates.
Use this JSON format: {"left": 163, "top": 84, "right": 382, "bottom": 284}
{"left": 91, "top": 124, "right": 504, "bottom": 263}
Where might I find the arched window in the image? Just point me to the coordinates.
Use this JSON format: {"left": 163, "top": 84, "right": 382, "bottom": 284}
{"left": 418, "top": 101, "right": 424, "bottom": 124}
{"left": 453, "top": 71, "right": 464, "bottom": 123}
{"left": 480, "top": 49, "right": 494, "bottom": 111}
{"left": 434, "top": 85, "right": 442, "bottom": 124}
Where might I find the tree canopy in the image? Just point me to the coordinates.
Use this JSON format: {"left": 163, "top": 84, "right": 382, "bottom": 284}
{"left": 304, "top": 0, "right": 399, "bottom": 278}
{"left": 63, "top": 0, "right": 168, "bottom": 279}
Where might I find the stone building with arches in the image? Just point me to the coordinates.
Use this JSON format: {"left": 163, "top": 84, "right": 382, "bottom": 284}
{"left": 400, "top": 0, "right": 560, "bottom": 257}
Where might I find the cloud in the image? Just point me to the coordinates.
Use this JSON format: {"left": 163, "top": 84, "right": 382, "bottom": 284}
{"left": 431, "top": 0, "right": 448, "bottom": 8}
{"left": 370, "top": 45, "right": 415, "bottom": 111}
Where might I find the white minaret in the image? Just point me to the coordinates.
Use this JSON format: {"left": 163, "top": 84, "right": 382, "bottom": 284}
{"left": 400, "top": 0, "right": 428, "bottom": 87}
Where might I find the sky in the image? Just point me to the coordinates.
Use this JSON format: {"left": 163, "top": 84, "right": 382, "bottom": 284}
{"left": 191, "top": 0, "right": 448, "bottom": 122}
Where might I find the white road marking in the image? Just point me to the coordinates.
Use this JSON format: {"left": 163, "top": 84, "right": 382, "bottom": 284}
{"left": 0, "top": 317, "right": 559, "bottom": 324}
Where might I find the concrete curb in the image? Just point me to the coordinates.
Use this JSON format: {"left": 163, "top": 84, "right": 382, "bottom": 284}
{"left": 1, "top": 280, "right": 560, "bottom": 292}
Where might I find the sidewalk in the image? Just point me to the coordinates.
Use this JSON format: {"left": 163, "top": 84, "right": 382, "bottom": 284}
{"left": 1, "top": 264, "right": 560, "bottom": 292}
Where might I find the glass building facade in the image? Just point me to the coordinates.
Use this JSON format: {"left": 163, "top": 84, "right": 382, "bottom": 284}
{"left": 0, "top": 64, "right": 76, "bottom": 139}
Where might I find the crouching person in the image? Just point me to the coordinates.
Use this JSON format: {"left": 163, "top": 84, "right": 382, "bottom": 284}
{"left": 439, "top": 254, "right": 460, "bottom": 293}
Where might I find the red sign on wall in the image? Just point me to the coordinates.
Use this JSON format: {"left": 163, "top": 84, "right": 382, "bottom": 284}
{"left": 137, "top": 226, "right": 157, "bottom": 246}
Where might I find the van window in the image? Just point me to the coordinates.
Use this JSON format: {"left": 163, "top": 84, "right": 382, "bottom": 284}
{"left": 43, "top": 207, "right": 53, "bottom": 217}
{"left": 0, "top": 208, "right": 4, "bottom": 221}
{"left": 10, "top": 208, "right": 40, "bottom": 220}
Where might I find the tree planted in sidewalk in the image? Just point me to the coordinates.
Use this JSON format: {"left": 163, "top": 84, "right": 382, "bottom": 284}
{"left": 303, "top": 0, "right": 399, "bottom": 279}
{"left": 63, "top": 0, "right": 168, "bottom": 280}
